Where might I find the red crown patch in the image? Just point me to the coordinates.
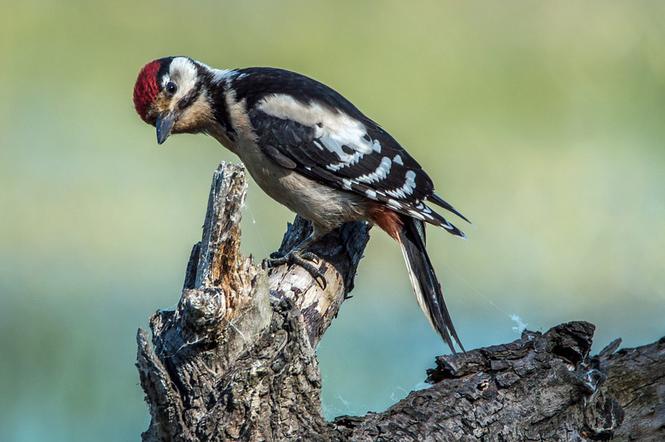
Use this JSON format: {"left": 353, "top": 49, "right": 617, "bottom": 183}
{"left": 133, "top": 60, "right": 161, "bottom": 123}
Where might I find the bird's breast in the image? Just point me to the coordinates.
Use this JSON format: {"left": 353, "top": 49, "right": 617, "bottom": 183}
{"left": 236, "top": 140, "right": 369, "bottom": 230}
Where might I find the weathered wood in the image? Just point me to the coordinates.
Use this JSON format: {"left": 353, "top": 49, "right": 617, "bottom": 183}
{"left": 603, "top": 337, "right": 665, "bottom": 441}
{"left": 334, "top": 322, "right": 625, "bottom": 441}
{"left": 268, "top": 215, "right": 369, "bottom": 347}
{"left": 137, "top": 162, "right": 665, "bottom": 441}
{"left": 137, "top": 162, "right": 369, "bottom": 441}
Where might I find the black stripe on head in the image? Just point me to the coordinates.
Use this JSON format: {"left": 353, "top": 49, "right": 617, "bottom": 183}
{"left": 177, "top": 80, "right": 203, "bottom": 110}
{"left": 176, "top": 58, "right": 213, "bottom": 110}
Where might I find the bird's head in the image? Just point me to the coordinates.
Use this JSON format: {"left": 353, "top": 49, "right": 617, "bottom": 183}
{"left": 133, "top": 56, "right": 214, "bottom": 144}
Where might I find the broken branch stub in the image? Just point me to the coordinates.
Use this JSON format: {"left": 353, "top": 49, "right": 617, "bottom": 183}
{"left": 136, "top": 162, "right": 369, "bottom": 441}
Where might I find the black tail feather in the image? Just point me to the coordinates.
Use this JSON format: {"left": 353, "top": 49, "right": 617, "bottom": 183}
{"left": 428, "top": 193, "right": 471, "bottom": 224}
{"left": 398, "top": 216, "right": 464, "bottom": 353}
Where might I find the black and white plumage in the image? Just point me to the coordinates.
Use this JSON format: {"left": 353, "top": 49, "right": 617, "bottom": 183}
{"left": 133, "top": 56, "right": 470, "bottom": 352}
{"left": 234, "top": 68, "right": 467, "bottom": 234}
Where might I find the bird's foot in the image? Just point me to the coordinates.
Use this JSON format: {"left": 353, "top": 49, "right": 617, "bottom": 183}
{"left": 265, "top": 250, "right": 327, "bottom": 289}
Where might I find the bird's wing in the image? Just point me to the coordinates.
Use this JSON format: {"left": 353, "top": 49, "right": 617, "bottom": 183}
{"left": 246, "top": 92, "right": 465, "bottom": 236}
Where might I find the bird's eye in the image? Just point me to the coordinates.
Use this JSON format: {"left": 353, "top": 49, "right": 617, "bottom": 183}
{"left": 165, "top": 82, "right": 177, "bottom": 95}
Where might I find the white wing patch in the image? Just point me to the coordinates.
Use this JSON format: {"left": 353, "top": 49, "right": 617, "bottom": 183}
{"left": 327, "top": 138, "right": 381, "bottom": 171}
{"left": 258, "top": 94, "right": 381, "bottom": 171}
{"left": 387, "top": 199, "right": 403, "bottom": 210}
{"left": 385, "top": 170, "right": 417, "bottom": 199}
{"left": 327, "top": 151, "right": 365, "bottom": 171}
{"left": 256, "top": 94, "right": 451, "bottom": 230}
{"left": 355, "top": 157, "right": 392, "bottom": 184}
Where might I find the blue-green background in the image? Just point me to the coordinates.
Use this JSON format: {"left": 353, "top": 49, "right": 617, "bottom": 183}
{"left": 1, "top": 1, "right": 664, "bottom": 440}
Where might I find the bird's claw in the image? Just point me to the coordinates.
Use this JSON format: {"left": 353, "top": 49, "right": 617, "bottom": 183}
{"left": 265, "top": 250, "right": 327, "bottom": 289}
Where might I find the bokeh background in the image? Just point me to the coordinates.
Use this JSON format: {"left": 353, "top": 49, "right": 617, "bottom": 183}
{"left": 1, "top": 1, "right": 664, "bottom": 440}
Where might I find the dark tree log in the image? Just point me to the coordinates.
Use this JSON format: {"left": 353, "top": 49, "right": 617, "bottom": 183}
{"left": 137, "top": 162, "right": 665, "bottom": 441}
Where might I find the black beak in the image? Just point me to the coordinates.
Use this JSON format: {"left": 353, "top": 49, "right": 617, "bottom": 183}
{"left": 156, "top": 113, "right": 176, "bottom": 145}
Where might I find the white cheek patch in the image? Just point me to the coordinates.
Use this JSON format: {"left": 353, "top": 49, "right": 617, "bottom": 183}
{"left": 165, "top": 57, "right": 199, "bottom": 107}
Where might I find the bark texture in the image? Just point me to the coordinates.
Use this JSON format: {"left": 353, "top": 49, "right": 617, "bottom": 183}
{"left": 137, "top": 162, "right": 665, "bottom": 441}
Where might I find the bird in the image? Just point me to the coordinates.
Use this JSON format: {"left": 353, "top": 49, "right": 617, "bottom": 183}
{"left": 133, "top": 56, "right": 470, "bottom": 352}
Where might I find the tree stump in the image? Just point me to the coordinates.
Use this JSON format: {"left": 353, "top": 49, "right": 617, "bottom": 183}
{"left": 136, "top": 162, "right": 665, "bottom": 441}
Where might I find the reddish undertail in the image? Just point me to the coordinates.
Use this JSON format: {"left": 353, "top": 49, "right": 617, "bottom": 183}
{"left": 370, "top": 205, "right": 465, "bottom": 353}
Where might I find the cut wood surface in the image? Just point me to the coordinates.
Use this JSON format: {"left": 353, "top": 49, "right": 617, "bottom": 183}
{"left": 137, "top": 162, "right": 665, "bottom": 441}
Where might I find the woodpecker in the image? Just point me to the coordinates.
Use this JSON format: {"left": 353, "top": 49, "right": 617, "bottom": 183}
{"left": 133, "top": 56, "right": 470, "bottom": 352}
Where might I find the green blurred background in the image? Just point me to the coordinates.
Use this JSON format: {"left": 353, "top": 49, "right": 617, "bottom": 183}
{"left": 1, "top": 1, "right": 664, "bottom": 440}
